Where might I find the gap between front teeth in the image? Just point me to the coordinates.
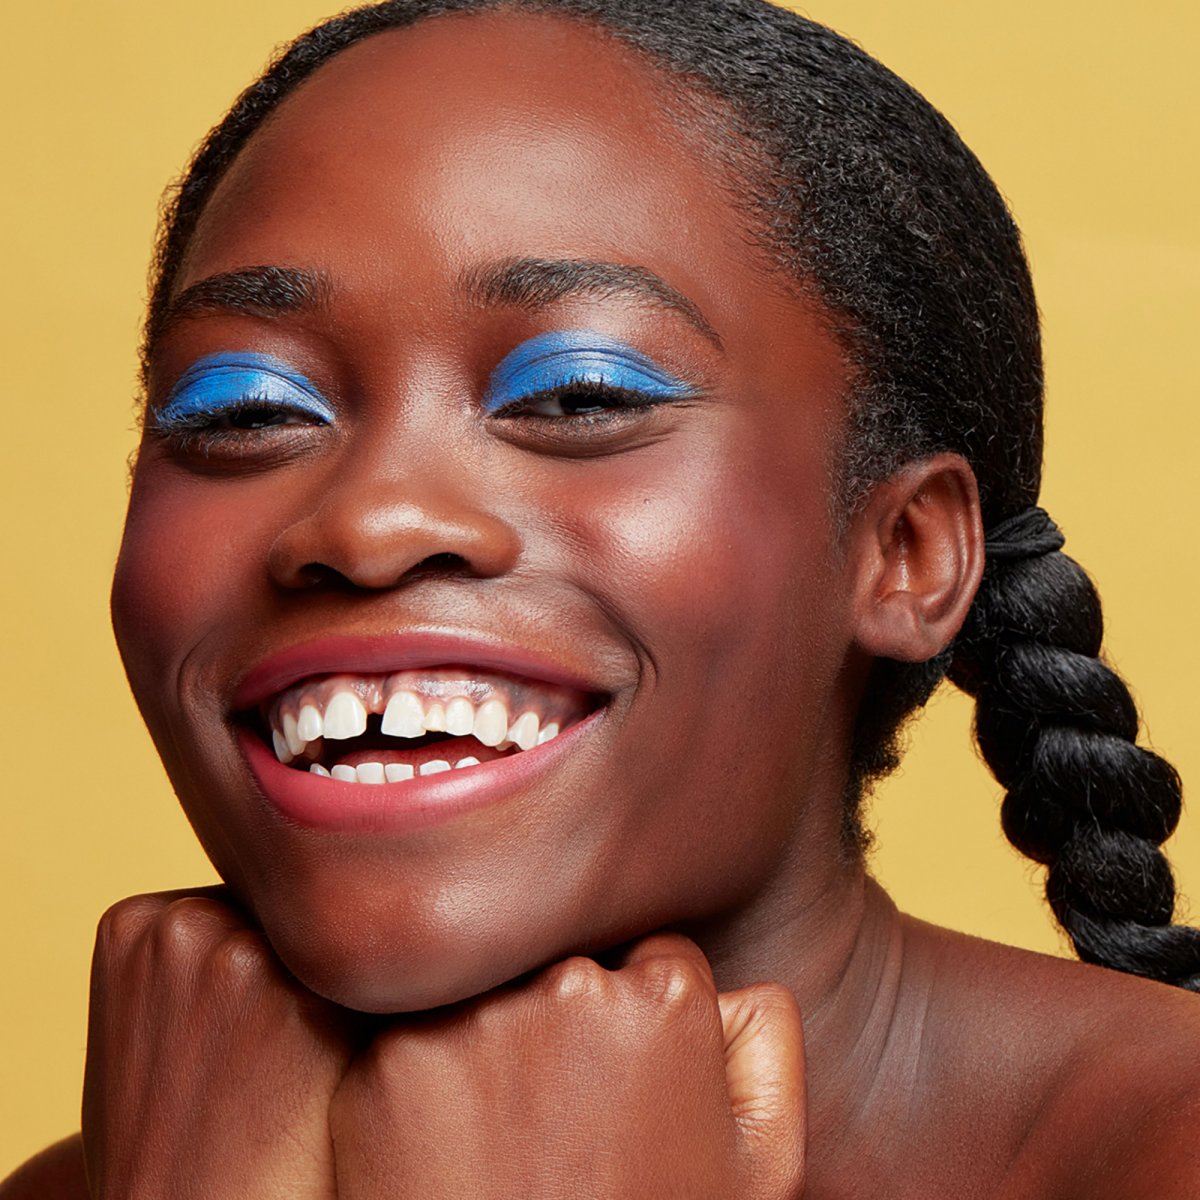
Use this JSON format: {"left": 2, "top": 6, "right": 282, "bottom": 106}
{"left": 270, "top": 680, "right": 567, "bottom": 768}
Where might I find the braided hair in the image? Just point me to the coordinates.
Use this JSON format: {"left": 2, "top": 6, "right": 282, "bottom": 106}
{"left": 141, "top": 0, "right": 1199, "bottom": 989}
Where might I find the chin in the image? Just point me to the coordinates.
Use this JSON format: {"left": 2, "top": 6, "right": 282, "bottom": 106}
{"left": 244, "top": 878, "right": 572, "bottom": 1015}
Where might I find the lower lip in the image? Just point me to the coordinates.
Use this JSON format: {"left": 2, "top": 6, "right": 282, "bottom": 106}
{"left": 238, "top": 713, "right": 600, "bottom": 833}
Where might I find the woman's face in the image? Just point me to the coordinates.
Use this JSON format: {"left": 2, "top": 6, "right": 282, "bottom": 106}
{"left": 113, "top": 11, "right": 859, "bottom": 1011}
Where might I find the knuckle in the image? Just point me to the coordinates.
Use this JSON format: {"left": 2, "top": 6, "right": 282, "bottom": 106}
{"left": 541, "top": 956, "right": 610, "bottom": 1003}
{"left": 206, "top": 928, "right": 271, "bottom": 987}
{"left": 151, "top": 896, "right": 248, "bottom": 964}
{"left": 95, "top": 894, "right": 165, "bottom": 951}
{"left": 637, "top": 957, "right": 711, "bottom": 1013}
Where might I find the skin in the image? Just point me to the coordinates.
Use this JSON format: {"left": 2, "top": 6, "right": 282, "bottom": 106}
{"left": 6, "top": 11, "right": 1199, "bottom": 1199}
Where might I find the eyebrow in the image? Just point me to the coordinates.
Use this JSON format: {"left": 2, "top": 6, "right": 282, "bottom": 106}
{"left": 464, "top": 257, "right": 724, "bottom": 352}
{"left": 151, "top": 265, "right": 329, "bottom": 346}
{"left": 151, "top": 258, "right": 724, "bottom": 352}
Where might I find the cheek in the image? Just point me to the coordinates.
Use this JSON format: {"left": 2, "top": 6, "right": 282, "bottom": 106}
{"left": 568, "top": 420, "right": 839, "bottom": 679}
{"left": 111, "top": 466, "right": 272, "bottom": 692}
{"left": 539, "top": 417, "right": 845, "bottom": 884}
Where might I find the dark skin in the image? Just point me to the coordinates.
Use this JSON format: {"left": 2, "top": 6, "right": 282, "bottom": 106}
{"left": 7, "top": 12, "right": 1199, "bottom": 1199}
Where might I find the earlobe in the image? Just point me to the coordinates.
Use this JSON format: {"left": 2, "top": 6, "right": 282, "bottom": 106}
{"left": 848, "top": 453, "right": 984, "bottom": 664}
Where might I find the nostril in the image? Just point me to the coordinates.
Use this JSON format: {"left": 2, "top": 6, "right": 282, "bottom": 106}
{"left": 285, "top": 551, "right": 476, "bottom": 593}
{"left": 406, "top": 552, "right": 472, "bottom": 578}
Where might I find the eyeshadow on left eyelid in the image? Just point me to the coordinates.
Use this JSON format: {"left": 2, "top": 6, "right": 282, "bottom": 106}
{"left": 483, "top": 330, "right": 694, "bottom": 411}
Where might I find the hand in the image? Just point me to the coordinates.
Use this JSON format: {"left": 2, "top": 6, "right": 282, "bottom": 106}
{"left": 81, "top": 887, "right": 356, "bottom": 1200}
{"left": 330, "top": 933, "right": 806, "bottom": 1199}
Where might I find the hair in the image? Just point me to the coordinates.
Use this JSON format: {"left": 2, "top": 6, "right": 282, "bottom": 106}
{"left": 142, "top": 0, "right": 1200, "bottom": 990}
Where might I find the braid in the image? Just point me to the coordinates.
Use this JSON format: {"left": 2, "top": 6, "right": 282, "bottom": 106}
{"left": 949, "top": 541, "right": 1200, "bottom": 990}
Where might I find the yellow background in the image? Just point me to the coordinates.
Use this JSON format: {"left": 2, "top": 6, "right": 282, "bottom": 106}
{"left": 2, "top": 0, "right": 1197, "bottom": 1176}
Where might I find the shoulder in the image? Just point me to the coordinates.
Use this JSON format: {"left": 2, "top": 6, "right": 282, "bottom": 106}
{"left": 912, "top": 921, "right": 1200, "bottom": 1198}
{"left": 0, "top": 1135, "right": 87, "bottom": 1200}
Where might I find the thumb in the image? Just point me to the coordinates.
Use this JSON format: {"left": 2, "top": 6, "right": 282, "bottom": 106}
{"left": 719, "top": 983, "right": 806, "bottom": 1197}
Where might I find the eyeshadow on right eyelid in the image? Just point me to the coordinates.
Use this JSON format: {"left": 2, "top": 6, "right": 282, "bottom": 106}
{"left": 158, "top": 351, "right": 336, "bottom": 423}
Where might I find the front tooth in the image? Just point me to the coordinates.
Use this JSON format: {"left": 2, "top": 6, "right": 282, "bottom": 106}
{"left": 384, "top": 762, "right": 415, "bottom": 783}
{"left": 423, "top": 702, "right": 447, "bottom": 733}
{"left": 381, "top": 690, "right": 424, "bottom": 738}
{"left": 445, "top": 697, "right": 475, "bottom": 736}
{"left": 537, "top": 722, "right": 561, "bottom": 745}
{"left": 324, "top": 691, "right": 367, "bottom": 740}
{"left": 454, "top": 756, "right": 481, "bottom": 769}
{"left": 473, "top": 698, "right": 510, "bottom": 747}
{"left": 419, "top": 759, "right": 452, "bottom": 775}
{"left": 508, "top": 711, "right": 539, "bottom": 751}
{"left": 309, "top": 763, "right": 332, "bottom": 778}
{"left": 297, "top": 704, "right": 324, "bottom": 742}
{"left": 272, "top": 729, "right": 294, "bottom": 764}
{"left": 356, "top": 762, "right": 386, "bottom": 785}
{"left": 330, "top": 764, "right": 357, "bottom": 782}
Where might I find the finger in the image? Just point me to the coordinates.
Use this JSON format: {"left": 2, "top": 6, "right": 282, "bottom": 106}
{"left": 718, "top": 983, "right": 806, "bottom": 1193}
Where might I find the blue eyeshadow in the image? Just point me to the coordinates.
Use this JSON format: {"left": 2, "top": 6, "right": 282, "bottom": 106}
{"left": 156, "top": 352, "right": 335, "bottom": 426}
{"left": 482, "top": 330, "right": 694, "bottom": 414}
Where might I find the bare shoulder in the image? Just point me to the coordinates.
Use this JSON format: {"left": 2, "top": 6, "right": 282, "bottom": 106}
{"left": 0, "top": 1135, "right": 87, "bottom": 1200}
{"left": 913, "top": 920, "right": 1200, "bottom": 1198}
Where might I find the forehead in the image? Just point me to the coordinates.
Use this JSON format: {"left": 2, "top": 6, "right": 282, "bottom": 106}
{"left": 181, "top": 12, "right": 775, "bottom": 326}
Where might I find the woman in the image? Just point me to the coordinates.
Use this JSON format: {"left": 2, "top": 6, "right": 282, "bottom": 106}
{"left": 5, "top": 0, "right": 1198, "bottom": 1195}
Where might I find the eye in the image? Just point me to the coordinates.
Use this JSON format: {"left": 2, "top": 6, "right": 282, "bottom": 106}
{"left": 151, "top": 353, "right": 335, "bottom": 439}
{"left": 489, "top": 378, "right": 663, "bottom": 420}
{"left": 482, "top": 331, "right": 697, "bottom": 424}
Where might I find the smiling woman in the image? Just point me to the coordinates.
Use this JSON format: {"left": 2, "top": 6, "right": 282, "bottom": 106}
{"left": 3, "top": 1, "right": 1200, "bottom": 1198}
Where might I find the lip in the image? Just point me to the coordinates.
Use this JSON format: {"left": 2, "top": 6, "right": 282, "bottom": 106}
{"left": 239, "top": 708, "right": 602, "bottom": 833}
{"left": 233, "top": 632, "right": 606, "bottom": 710}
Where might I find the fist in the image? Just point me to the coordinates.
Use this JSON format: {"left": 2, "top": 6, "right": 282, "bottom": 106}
{"left": 331, "top": 933, "right": 805, "bottom": 1198}
{"left": 81, "top": 888, "right": 355, "bottom": 1200}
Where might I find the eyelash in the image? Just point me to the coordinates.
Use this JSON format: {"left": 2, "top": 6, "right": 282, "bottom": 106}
{"left": 151, "top": 375, "right": 674, "bottom": 445}
{"left": 149, "top": 393, "right": 324, "bottom": 452}
{"left": 487, "top": 378, "right": 673, "bottom": 422}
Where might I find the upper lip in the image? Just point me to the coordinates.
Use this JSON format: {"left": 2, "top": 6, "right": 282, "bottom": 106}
{"left": 232, "top": 630, "right": 609, "bottom": 711}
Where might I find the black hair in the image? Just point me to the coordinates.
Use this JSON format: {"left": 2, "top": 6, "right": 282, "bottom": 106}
{"left": 142, "top": 0, "right": 1199, "bottom": 990}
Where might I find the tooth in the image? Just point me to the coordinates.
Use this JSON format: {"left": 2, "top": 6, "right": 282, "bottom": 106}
{"left": 330, "top": 764, "right": 357, "bottom": 782}
{"left": 537, "top": 722, "right": 561, "bottom": 745}
{"left": 297, "top": 704, "right": 324, "bottom": 742}
{"left": 309, "top": 763, "right": 331, "bottom": 778}
{"left": 473, "top": 698, "right": 510, "bottom": 747}
{"left": 381, "top": 690, "right": 424, "bottom": 738}
{"left": 454, "top": 756, "right": 481, "bottom": 769}
{"left": 423, "top": 702, "right": 447, "bottom": 733}
{"left": 419, "top": 759, "right": 452, "bottom": 775}
{"left": 282, "top": 711, "right": 305, "bottom": 757}
{"left": 324, "top": 691, "right": 367, "bottom": 740}
{"left": 272, "top": 729, "right": 294, "bottom": 764}
{"left": 302, "top": 738, "right": 324, "bottom": 761}
{"left": 509, "top": 712, "right": 539, "bottom": 751}
{"left": 385, "top": 762, "right": 415, "bottom": 783}
{"left": 356, "top": 762, "right": 386, "bottom": 785}
{"left": 445, "top": 697, "right": 475, "bottom": 736}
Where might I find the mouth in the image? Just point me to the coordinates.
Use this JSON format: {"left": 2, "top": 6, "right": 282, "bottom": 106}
{"left": 243, "top": 666, "right": 597, "bottom": 785}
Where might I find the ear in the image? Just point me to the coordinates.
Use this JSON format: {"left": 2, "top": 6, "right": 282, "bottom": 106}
{"left": 847, "top": 453, "right": 984, "bottom": 663}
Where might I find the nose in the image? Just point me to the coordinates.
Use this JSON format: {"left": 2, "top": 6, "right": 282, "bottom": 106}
{"left": 266, "top": 453, "right": 522, "bottom": 592}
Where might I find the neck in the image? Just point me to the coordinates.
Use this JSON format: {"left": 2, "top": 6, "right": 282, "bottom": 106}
{"left": 689, "top": 855, "right": 912, "bottom": 1148}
